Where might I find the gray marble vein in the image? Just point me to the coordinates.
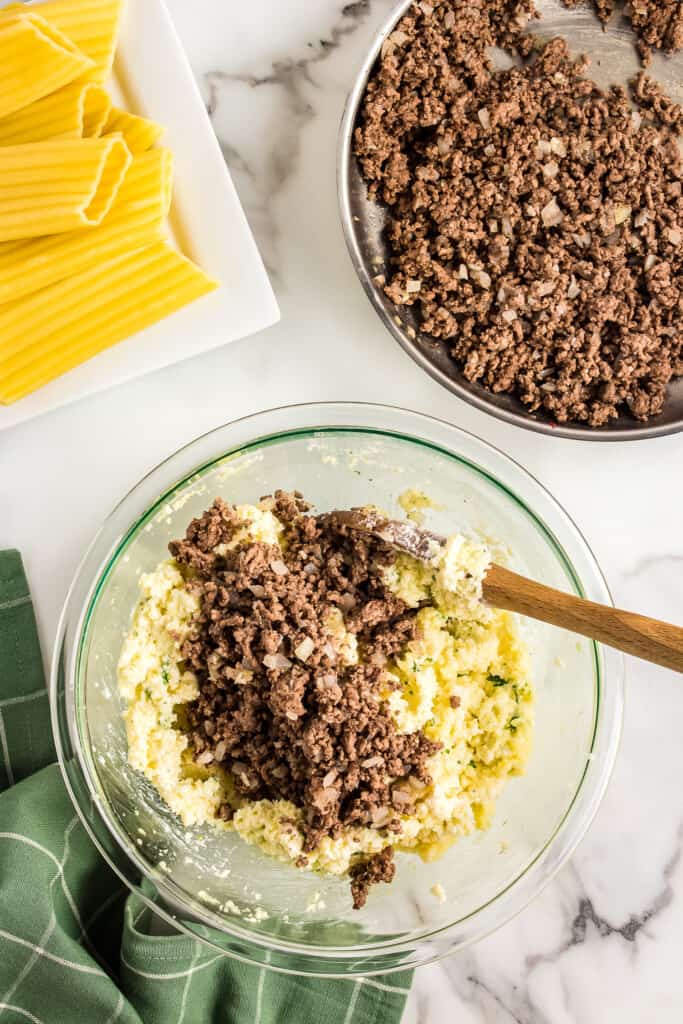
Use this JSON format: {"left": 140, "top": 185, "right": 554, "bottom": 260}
{"left": 202, "top": 1, "right": 383, "bottom": 279}
{"left": 623, "top": 554, "right": 683, "bottom": 580}
{"left": 540, "top": 826, "right": 681, "bottom": 955}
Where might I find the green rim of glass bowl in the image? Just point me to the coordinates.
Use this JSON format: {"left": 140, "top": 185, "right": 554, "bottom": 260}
{"left": 71, "top": 422, "right": 602, "bottom": 969}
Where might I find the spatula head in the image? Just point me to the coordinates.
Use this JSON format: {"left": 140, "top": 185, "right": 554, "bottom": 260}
{"left": 319, "top": 509, "right": 446, "bottom": 563}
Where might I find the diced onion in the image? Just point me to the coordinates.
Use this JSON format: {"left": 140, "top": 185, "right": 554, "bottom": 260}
{"left": 477, "top": 108, "right": 491, "bottom": 130}
{"left": 263, "top": 652, "right": 292, "bottom": 670}
{"left": 541, "top": 198, "right": 563, "bottom": 227}
{"left": 371, "top": 806, "right": 391, "bottom": 826}
{"left": 294, "top": 637, "right": 315, "bottom": 662}
{"left": 362, "top": 756, "right": 383, "bottom": 768}
{"left": 470, "top": 267, "right": 491, "bottom": 289}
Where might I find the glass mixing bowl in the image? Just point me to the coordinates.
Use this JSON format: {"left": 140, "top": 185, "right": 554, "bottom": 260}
{"left": 51, "top": 403, "right": 623, "bottom": 976}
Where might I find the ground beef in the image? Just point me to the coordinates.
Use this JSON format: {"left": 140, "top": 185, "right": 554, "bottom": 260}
{"left": 354, "top": 0, "right": 683, "bottom": 427}
{"left": 169, "top": 493, "right": 440, "bottom": 907}
{"left": 564, "top": 0, "right": 683, "bottom": 65}
{"left": 349, "top": 846, "right": 396, "bottom": 910}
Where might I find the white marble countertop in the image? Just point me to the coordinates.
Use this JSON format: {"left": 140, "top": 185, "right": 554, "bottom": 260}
{"left": 2, "top": 1, "right": 683, "bottom": 1020}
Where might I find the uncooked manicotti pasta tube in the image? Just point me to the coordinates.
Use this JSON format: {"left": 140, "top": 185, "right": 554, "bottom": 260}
{"left": 11, "top": 0, "right": 125, "bottom": 84}
{"left": 0, "top": 10, "right": 94, "bottom": 119}
{"left": 0, "top": 242, "right": 219, "bottom": 403}
{"left": 0, "top": 81, "right": 111, "bottom": 145}
{"left": 0, "top": 135, "right": 132, "bottom": 241}
{"left": 0, "top": 149, "right": 173, "bottom": 304}
{"left": 103, "top": 106, "right": 165, "bottom": 154}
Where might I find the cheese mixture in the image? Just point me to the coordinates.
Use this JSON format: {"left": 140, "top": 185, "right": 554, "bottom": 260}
{"left": 117, "top": 500, "right": 533, "bottom": 879}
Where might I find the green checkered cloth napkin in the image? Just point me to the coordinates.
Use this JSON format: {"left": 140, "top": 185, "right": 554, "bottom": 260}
{"left": 0, "top": 550, "right": 412, "bottom": 1024}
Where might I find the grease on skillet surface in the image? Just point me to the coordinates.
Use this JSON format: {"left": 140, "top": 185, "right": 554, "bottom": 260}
{"left": 563, "top": 1, "right": 683, "bottom": 66}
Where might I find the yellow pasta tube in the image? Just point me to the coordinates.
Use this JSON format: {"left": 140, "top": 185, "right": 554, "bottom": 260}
{"left": 0, "top": 149, "right": 173, "bottom": 304}
{"left": 0, "top": 242, "right": 218, "bottom": 403}
{"left": 0, "top": 205, "right": 164, "bottom": 307}
{"left": 0, "top": 82, "right": 111, "bottom": 145}
{"left": 0, "top": 11, "right": 94, "bottom": 119}
{"left": 103, "top": 107, "right": 164, "bottom": 154}
{"left": 28, "top": 0, "right": 125, "bottom": 84}
{"left": 114, "top": 148, "right": 173, "bottom": 216}
{"left": 0, "top": 135, "right": 132, "bottom": 241}
{"left": 82, "top": 85, "right": 112, "bottom": 137}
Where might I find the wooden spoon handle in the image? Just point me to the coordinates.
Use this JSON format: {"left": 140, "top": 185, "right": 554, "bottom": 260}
{"left": 483, "top": 564, "right": 683, "bottom": 673}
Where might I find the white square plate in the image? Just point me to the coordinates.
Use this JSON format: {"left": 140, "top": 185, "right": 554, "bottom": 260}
{"left": 0, "top": 0, "right": 280, "bottom": 431}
